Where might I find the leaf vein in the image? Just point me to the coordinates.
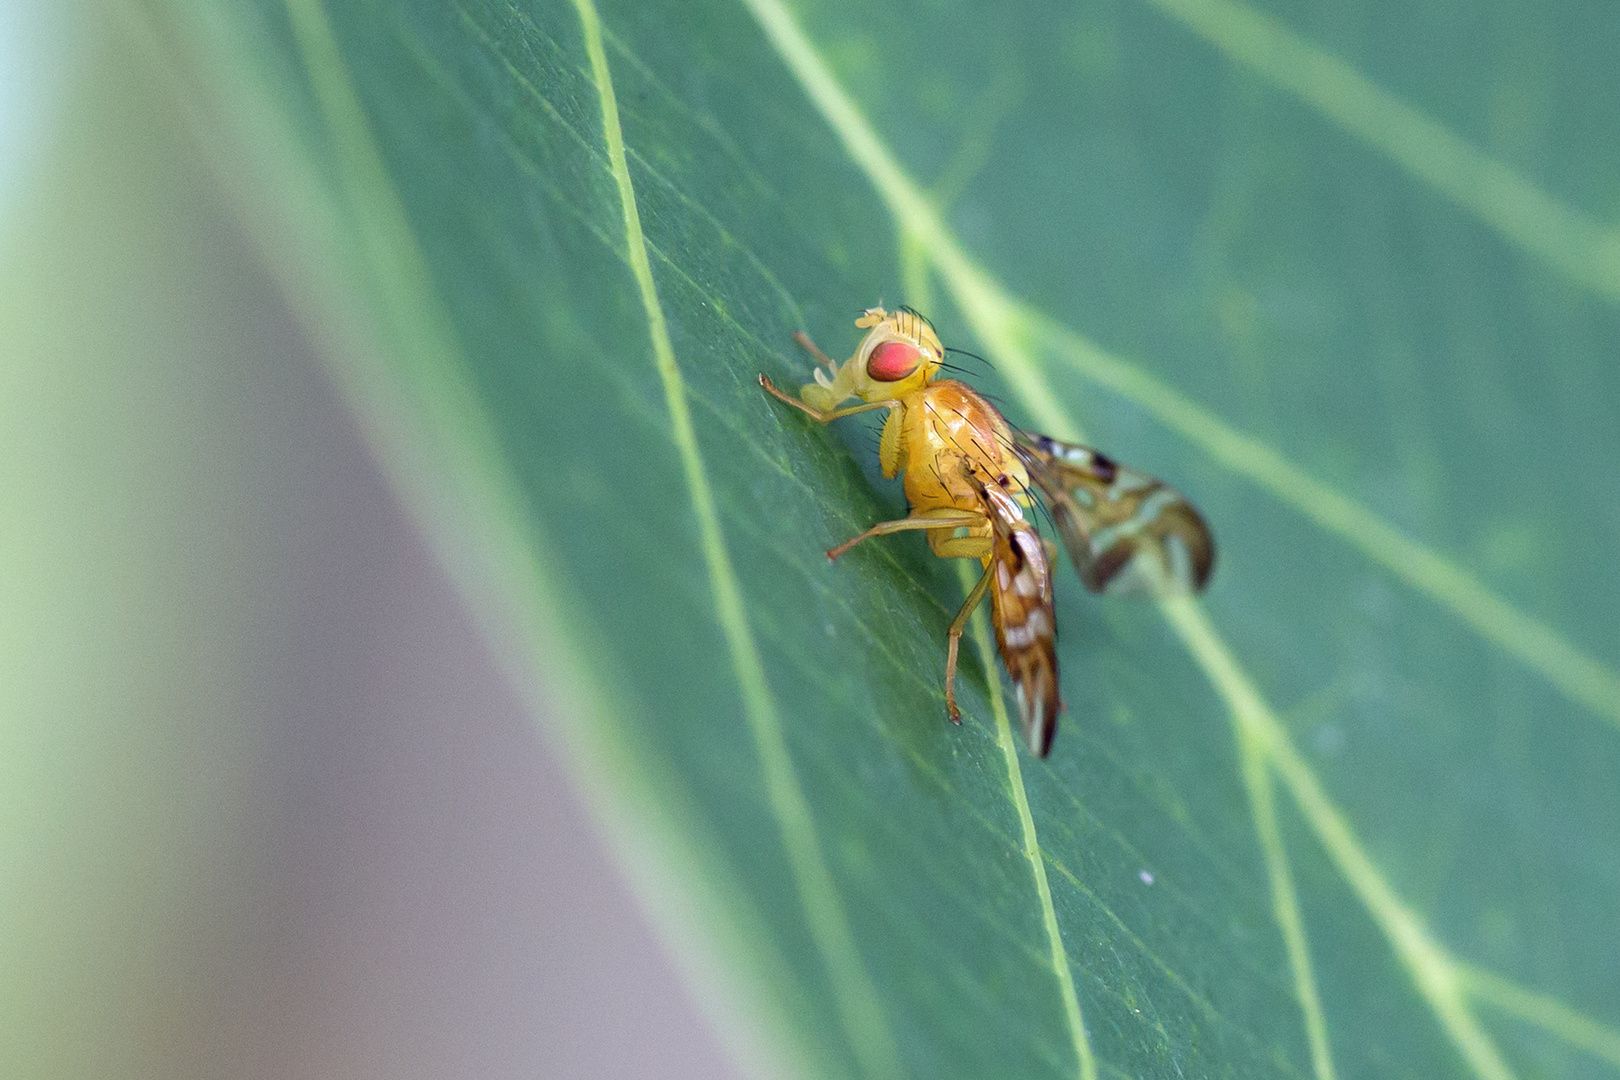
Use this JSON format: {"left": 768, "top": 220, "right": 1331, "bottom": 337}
{"left": 957, "top": 565, "right": 1100, "bottom": 1080}
{"left": 574, "top": 4, "right": 903, "bottom": 1077}
{"left": 1137, "top": 0, "right": 1620, "bottom": 301}
{"left": 736, "top": 3, "right": 1526, "bottom": 1077}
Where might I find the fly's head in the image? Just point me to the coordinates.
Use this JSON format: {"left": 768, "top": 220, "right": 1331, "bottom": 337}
{"left": 801, "top": 306, "right": 944, "bottom": 409}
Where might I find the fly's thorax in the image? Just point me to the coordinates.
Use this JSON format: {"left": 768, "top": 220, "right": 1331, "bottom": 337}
{"left": 800, "top": 306, "right": 944, "bottom": 409}
{"left": 893, "top": 381, "right": 1019, "bottom": 515}
{"left": 921, "top": 381, "right": 1027, "bottom": 477}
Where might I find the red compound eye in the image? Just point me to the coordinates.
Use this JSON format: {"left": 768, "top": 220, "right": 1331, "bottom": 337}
{"left": 867, "top": 341, "right": 922, "bottom": 381}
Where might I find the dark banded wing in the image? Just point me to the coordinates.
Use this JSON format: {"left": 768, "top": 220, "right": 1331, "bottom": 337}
{"left": 982, "top": 484, "right": 1060, "bottom": 757}
{"left": 1014, "top": 433, "right": 1215, "bottom": 595}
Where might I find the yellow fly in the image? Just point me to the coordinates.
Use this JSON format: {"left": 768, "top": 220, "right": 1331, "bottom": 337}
{"left": 762, "top": 306, "right": 1215, "bottom": 756}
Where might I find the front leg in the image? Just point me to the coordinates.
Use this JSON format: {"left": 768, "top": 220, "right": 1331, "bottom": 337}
{"left": 793, "top": 330, "right": 838, "bottom": 372}
{"left": 759, "top": 375, "right": 893, "bottom": 423}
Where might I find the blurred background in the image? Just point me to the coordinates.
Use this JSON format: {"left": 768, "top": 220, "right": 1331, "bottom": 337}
{"left": 11, "top": 0, "right": 1620, "bottom": 1077}
{"left": 0, "top": 4, "right": 744, "bottom": 1077}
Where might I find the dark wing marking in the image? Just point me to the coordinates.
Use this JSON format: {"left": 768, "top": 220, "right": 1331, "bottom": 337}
{"left": 982, "top": 484, "right": 1060, "bottom": 757}
{"left": 1014, "top": 433, "right": 1215, "bottom": 595}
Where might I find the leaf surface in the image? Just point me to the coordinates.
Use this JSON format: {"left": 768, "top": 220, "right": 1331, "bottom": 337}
{"left": 140, "top": 1, "right": 1620, "bottom": 1077}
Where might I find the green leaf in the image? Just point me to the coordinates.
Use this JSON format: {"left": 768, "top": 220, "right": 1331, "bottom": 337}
{"left": 137, "top": 0, "right": 1620, "bottom": 1077}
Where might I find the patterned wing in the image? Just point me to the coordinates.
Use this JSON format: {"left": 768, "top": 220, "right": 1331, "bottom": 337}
{"left": 982, "top": 484, "right": 1060, "bottom": 757}
{"left": 1014, "top": 433, "right": 1215, "bottom": 595}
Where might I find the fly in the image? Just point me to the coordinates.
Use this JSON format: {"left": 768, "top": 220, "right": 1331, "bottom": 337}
{"left": 761, "top": 306, "right": 1214, "bottom": 756}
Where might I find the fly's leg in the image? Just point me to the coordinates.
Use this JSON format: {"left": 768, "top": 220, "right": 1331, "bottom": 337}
{"left": 759, "top": 375, "right": 892, "bottom": 423}
{"left": 944, "top": 561, "right": 996, "bottom": 723}
{"left": 932, "top": 535, "right": 994, "bottom": 559}
{"left": 793, "top": 330, "right": 838, "bottom": 373}
{"left": 825, "top": 511, "right": 986, "bottom": 561}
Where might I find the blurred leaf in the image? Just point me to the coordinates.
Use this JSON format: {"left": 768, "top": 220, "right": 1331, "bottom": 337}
{"left": 134, "top": 0, "right": 1620, "bottom": 1078}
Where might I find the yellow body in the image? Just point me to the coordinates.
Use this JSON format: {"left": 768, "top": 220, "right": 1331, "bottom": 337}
{"left": 795, "top": 306, "right": 1030, "bottom": 562}
{"left": 885, "top": 380, "right": 1030, "bottom": 558}
{"left": 761, "top": 306, "right": 1059, "bottom": 751}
